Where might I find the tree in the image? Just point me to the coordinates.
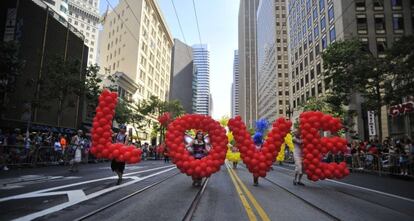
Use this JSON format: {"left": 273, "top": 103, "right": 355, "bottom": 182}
{"left": 301, "top": 97, "right": 357, "bottom": 138}
{"left": 384, "top": 35, "right": 414, "bottom": 104}
{"left": 0, "top": 41, "right": 25, "bottom": 112}
{"left": 41, "top": 56, "right": 83, "bottom": 126}
{"left": 322, "top": 39, "right": 387, "bottom": 140}
{"left": 84, "top": 64, "right": 103, "bottom": 103}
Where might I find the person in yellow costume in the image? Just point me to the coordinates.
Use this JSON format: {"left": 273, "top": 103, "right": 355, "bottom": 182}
{"left": 276, "top": 133, "right": 294, "bottom": 164}
{"left": 225, "top": 132, "right": 241, "bottom": 168}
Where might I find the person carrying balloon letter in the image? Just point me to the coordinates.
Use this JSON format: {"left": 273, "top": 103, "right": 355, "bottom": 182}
{"left": 111, "top": 125, "right": 129, "bottom": 185}
{"left": 293, "top": 129, "right": 305, "bottom": 186}
{"left": 186, "top": 131, "right": 210, "bottom": 187}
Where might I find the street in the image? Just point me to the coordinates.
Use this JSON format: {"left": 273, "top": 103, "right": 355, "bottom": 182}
{"left": 0, "top": 161, "right": 413, "bottom": 221}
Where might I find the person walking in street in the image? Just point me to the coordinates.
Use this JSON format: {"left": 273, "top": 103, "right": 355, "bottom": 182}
{"left": 111, "top": 125, "right": 129, "bottom": 185}
{"left": 293, "top": 129, "right": 305, "bottom": 186}
{"left": 69, "top": 130, "right": 83, "bottom": 172}
{"left": 186, "top": 131, "right": 210, "bottom": 187}
{"left": 252, "top": 133, "right": 263, "bottom": 186}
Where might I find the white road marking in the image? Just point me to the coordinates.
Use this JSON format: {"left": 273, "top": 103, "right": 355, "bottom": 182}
{"left": 9, "top": 166, "right": 176, "bottom": 221}
{"left": 0, "top": 165, "right": 175, "bottom": 203}
{"left": 273, "top": 165, "right": 414, "bottom": 203}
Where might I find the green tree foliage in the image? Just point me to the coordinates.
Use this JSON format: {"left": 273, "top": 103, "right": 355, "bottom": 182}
{"left": 84, "top": 64, "right": 103, "bottom": 102}
{"left": 322, "top": 36, "right": 414, "bottom": 140}
{"left": 0, "top": 41, "right": 25, "bottom": 110}
{"left": 41, "top": 56, "right": 83, "bottom": 126}
{"left": 384, "top": 35, "right": 414, "bottom": 104}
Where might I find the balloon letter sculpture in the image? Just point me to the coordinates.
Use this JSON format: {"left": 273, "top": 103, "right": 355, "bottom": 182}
{"left": 90, "top": 89, "right": 142, "bottom": 164}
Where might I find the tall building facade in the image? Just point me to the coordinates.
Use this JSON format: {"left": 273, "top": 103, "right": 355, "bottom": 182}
{"left": 170, "top": 39, "right": 194, "bottom": 114}
{"left": 238, "top": 0, "right": 259, "bottom": 127}
{"left": 257, "top": 0, "right": 290, "bottom": 123}
{"left": 1, "top": 0, "right": 88, "bottom": 132}
{"left": 99, "top": 0, "right": 173, "bottom": 140}
{"left": 287, "top": 0, "right": 413, "bottom": 140}
{"left": 192, "top": 44, "right": 210, "bottom": 115}
{"left": 67, "top": 0, "right": 100, "bottom": 66}
{"left": 232, "top": 50, "right": 240, "bottom": 118}
{"left": 42, "top": 0, "right": 69, "bottom": 22}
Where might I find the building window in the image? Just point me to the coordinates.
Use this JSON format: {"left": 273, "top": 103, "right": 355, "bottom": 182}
{"left": 355, "top": 0, "right": 366, "bottom": 10}
{"left": 320, "top": 16, "right": 326, "bottom": 31}
{"left": 307, "top": 17, "right": 312, "bottom": 29}
{"left": 318, "top": 82, "right": 323, "bottom": 94}
{"left": 376, "top": 38, "right": 387, "bottom": 54}
{"left": 306, "top": 0, "right": 311, "bottom": 12}
{"left": 317, "top": 63, "right": 322, "bottom": 75}
{"left": 328, "top": 5, "right": 334, "bottom": 23}
{"left": 392, "top": 14, "right": 404, "bottom": 33}
{"left": 313, "top": 7, "right": 318, "bottom": 21}
{"left": 391, "top": 0, "right": 403, "bottom": 9}
{"left": 360, "top": 37, "right": 370, "bottom": 52}
{"left": 375, "top": 15, "right": 386, "bottom": 33}
{"left": 311, "top": 87, "right": 316, "bottom": 96}
{"left": 329, "top": 26, "right": 336, "bottom": 42}
{"left": 314, "top": 25, "right": 319, "bottom": 38}
{"left": 315, "top": 43, "right": 320, "bottom": 56}
{"left": 305, "top": 74, "right": 309, "bottom": 84}
{"left": 322, "top": 35, "right": 327, "bottom": 49}
{"left": 310, "top": 69, "right": 315, "bottom": 79}
{"left": 357, "top": 16, "right": 368, "bottom": 33}
{"left": 309, "top": 50, "right": 314, "bottom": 61}
{"left": 373, "top": 0, "right": 384, "bottom": 10}
{"left": 319, "top": 0, "right": 325, "bottom": 11}
{"left": 308, "top": 33, "right": 313, "bottom": 45}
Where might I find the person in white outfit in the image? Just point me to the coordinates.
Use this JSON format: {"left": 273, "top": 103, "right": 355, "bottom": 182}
{"left": 293, "top": 129, "right": 305, "bottom": 186}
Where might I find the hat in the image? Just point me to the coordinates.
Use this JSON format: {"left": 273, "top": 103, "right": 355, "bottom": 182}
{"left": 120, "top": 125, "right": 127, "bottom": 129}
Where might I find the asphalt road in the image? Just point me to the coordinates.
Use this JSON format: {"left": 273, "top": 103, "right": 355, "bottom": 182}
{"left": 0, "top": 161, "right": 413, "bottom": 221}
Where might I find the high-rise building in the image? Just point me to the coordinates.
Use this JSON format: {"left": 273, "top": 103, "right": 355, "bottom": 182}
{"left": 257, "top": 0, "right": 290, "bottom": 123}
{"left": 232, "top": 50, "right": 240, "bottom": 118}
{"left": 238, "top": 0, "right": 259, "bottom": 127}
{"left": 192, "top": 44, "right": 210, "bottom": 115}
{"left": 67, "top": 0, "right": 100, "bottom": 66}
{"left": 1, "top": 0, "right": 88, "bottom": 131}
{"left": 287, "top": 0, "right": 413, "bottom": 140}
{"left": 42, "top": 0, "right": 69, "bottom": 22}
{"left": 99, "top": 0, "right": 173, "bottom": 140}
{"left": 170, "top": 39, "right": 194, "bottom": 114}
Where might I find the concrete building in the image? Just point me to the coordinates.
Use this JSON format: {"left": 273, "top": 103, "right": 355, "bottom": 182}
{"left": 67, "top": 0, "right": 100, "bottom": 66}
{"left": 257, "top": 0, "right": 290, "bottom": 123}
{"left": 0, "top": 0, "right": 88, "bottom": 132}
{"left": 192, "top": 44, "right": 210, "bottom": 115}
{"left": 238, "top": 0, "right": 259, "bottom": 127}
{"left": 42, "top": 0, "right": 69, "bottom": 22}
{"left": 232, "top": 50, "right": 240, "bottom": 118}
{"left": 99, "top": 0, "right": 173, "bottom": 141}
{"left": 170, "top": 39, "right": 194, "bottom": 114}
{"left": 287, "top": 0, "right": 413, "bottom": 140}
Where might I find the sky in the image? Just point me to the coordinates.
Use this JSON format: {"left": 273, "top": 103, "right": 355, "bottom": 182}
{"left": 100, "top": 0, "right": 240, "bottom": 119}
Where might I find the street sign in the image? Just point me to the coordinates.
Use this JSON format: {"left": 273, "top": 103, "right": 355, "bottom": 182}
{"left": 367, "top": 111, "right": 376, "bottom": 136}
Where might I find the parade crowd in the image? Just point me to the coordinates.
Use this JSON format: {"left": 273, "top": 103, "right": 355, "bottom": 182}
{"left": 0, "top": 127, "right": 413, "bottom": 177}
{"left": 0, "top": 128, "right": 168, "bottom": 171}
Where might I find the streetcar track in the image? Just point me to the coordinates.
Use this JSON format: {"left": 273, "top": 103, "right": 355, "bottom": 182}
{"left": 182, "top": 177, "right": 209, "bottom": 221}
{"left": 74, "top": 171, "right": 180, "bottom": 221}
{"left": 263, "top": 177, "right": 341, "bottom": 221}
{"left": 273, "top": 165, "right": 414, "bottom": 216}
{"left": 237, "top": 164, "right": 341, "bottom": 221}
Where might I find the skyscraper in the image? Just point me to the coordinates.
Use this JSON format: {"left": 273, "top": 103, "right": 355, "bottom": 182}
{"left": 170, "top": 39, "right": 194, "bottom": 114}
{"left": 42, "top": 0, "right": 69, "bottom": 22}
{"left": 192, "top": 44, "right": 210, "bottom": 115}
{"left": 257, "top": 0, "right": 290, "bottom": 123}
{"left": 67, "top": 0, "right": 100, "bottom": 66}
{"left": 287, "top": 0, "right": 413, "bottom": 140}
{"left": 232, "top": 50, "right": 240, "bottom": 118}
{"left": 99, "top": 0, "right": 173, "bottom": 140}
{"left": 238, "top": 0, "right": 259, "bottom": 127}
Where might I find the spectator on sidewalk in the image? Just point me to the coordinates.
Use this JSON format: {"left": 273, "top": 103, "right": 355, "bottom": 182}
{"left": 69, "top": 130, "right": 83, "bottom": 172}
{"left": 293, "top": 129, "right": 305, "bottom": 186}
